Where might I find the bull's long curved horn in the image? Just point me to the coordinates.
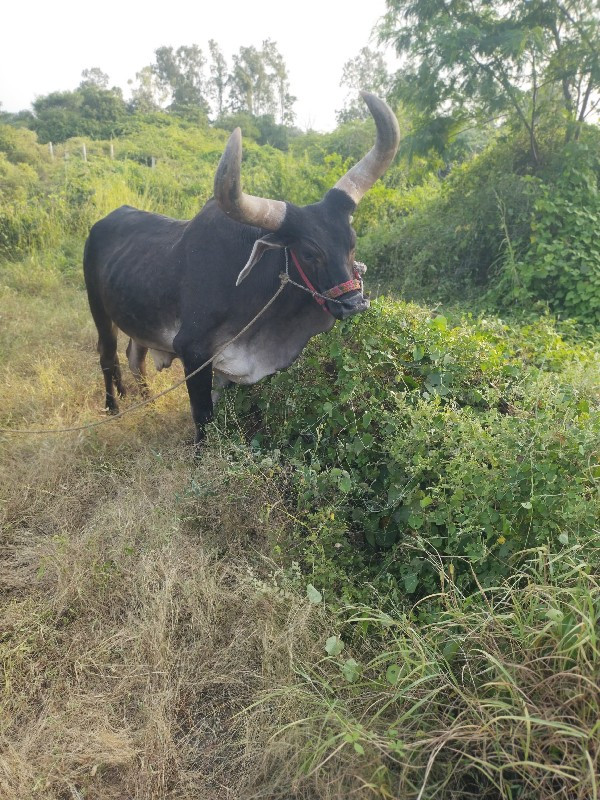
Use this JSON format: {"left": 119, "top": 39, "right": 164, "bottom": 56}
{"left": 214, "top": 128, "right": 287, "bottom": 231}
{"left": 333, "top": 92, "right": 400, "bottom": 206}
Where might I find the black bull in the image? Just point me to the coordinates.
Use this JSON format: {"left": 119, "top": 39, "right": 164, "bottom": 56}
{"left": 83, "top": 93, "right": 400, "bottom": 444}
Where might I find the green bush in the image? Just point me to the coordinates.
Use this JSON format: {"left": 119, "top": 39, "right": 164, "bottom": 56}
{"left": 221, "top": 299, "right": 600, "bottom": 604}
{"left": 358, "top": 134, "right": 536, "bottom": 302}
{"left": 500, "top": 142, "right": 600, "bottom": 324}
{"left": 359, "top": 125, "right": 600, "bottom": 323}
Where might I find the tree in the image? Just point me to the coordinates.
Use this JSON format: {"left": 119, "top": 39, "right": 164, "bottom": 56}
{"left": 77, "top": 81, "right": 127, "bottom": 138}
{"left": 228, "top": 41, "right": 296, "bottom": 123}
{"left": 0, "top": 104, "right": 35, "bottom": 129}
{"left": 31, "top": 91, "right": 83, "bottom": 143}
{"left": 207, "top": 39, "right": 228, "bottom": 117}
{"left": 262, "top": 39, "right": 296, "bottom": 124}
{"left": 128, "top": 66, "right": 169, "bottom": 113}
{"left": 80, "top": 67, "right": 110, "bottom": 89}
{"left": 229, "top": 44, "right": 274, "bottom": 116}
{"left": 31, "top": 73, "right": 127, "bottom": 142}
{"left": 379, "top": 0, "right": 600, "bottom": 162}
{"left": 152, "top": 45, "right": 209, "bottom": 115}
{"left": 337, "top": 46, "right": 392, "bottom": 123}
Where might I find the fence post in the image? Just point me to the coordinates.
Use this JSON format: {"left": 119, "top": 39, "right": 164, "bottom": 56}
{"left": 110, "top": 141, "right": 115, "bottom": 160}
{"left": 151, "top": 156, "right": 156, "bottom": 169}
{"left": 82, "top": 143, "right": 87, "bottom": 162}
{"left": 48, "top": 142, "right": 54, "bottom": 161}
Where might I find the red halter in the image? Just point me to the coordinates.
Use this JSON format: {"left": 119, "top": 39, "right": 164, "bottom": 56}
{"left": 289, "top": 249, "right": 363, "bottom": 313}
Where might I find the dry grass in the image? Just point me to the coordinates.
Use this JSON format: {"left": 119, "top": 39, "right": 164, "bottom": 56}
{"left": 0, "top": 261, "right": 326, "bottom": 799}
{"left": 1, "top": 440, "right": 323, "bottom": 799}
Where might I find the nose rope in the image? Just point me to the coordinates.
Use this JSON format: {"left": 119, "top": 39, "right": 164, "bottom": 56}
{"left": 284, "top": 249, "right": 365, "bottom": 313}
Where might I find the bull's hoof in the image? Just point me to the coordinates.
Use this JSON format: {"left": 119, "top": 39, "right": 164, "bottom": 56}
{"left": 105, "top": 395, "right": 119, "bottom": 414}
{"left": 192, "top": 443, "right": 203, "bottom": 461}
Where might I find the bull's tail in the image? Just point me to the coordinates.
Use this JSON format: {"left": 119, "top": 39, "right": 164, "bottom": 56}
{"left": 83, "top": 232, "right": 125, "bottom": 412}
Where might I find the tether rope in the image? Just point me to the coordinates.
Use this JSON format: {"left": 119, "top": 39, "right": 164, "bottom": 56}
{"left": 1, "top": 249, "right": 365, "bottom": 437}
{"left": 0, "top": 270, "right": 291, "bottom": 436}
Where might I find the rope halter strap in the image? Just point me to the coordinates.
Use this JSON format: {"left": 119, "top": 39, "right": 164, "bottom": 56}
{"left": 287, "top": 249, "right": 364, "bottom": 314}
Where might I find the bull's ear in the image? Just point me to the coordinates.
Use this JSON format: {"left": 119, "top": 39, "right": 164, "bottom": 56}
{"left": 236, "top": 234, "right": 286, "bottom": 286}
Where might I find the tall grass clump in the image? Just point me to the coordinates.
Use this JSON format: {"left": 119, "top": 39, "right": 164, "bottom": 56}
{"left": 250, "top": 552, "right": 600, "bottom": 800}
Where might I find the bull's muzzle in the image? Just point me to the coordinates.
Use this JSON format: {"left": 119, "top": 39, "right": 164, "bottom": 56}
{"left": 328, "top": 293, "right": 370, "bottom": 320}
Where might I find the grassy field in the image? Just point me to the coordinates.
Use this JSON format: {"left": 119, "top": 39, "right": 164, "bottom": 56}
{"left": 1, "top": 254, "right": 599, "bottom": 799}
{"left": 0, "top": 257, "right": 319, "bottom": 799}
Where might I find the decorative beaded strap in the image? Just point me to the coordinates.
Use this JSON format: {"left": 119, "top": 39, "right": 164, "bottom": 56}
{"left": 323, "top": 277, "right": 363, "bottom": 299}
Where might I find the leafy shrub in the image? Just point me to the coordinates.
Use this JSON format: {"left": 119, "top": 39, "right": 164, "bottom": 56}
{"left": 361, "top": 125, "right": 600, "bottom": 324}
{"left": 359, "top": 135, "right": 536, "bottom": 301}
{"left": 221, "top": 299, "right": 600, "bottom": 604}
{"left": 501, "top": 142, "right": 600, "bottom": 324}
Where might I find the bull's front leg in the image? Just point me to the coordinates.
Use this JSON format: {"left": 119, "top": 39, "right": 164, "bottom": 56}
{"left": 174, "top": 332, "right": 214, "bottom": 446}
{"left": 182, "top": 359, "right": 213, "bottom": 445}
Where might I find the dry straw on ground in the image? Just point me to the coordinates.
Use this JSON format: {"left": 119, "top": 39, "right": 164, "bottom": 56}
{"left": 0, "top": 269, "right": 322, "bottom": 798}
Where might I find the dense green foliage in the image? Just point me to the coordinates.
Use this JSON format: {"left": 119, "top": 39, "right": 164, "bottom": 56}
{"left": 223, "top": 301, "right": 599, "bottom": 604}
{"left": 509, "top": 142, "right": 600, "bottom": 322}
{"left": 359, "top": 125, "right": 600, "bottom": 324}
{"left": 0, "top": 112, "right": 417, "bottom": 266}
{"left": 31, "top": 82, "right": 128, "bottom": 144}
{"left": 380, "top": 0, "right": 600, "bottom": 159}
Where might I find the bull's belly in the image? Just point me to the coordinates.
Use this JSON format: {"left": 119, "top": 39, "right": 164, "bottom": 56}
{"left": 124, "top": 326, "right": 180, "bottom": 372}
{"left": 212, "top": 340, "right": 287, "bottom": 385}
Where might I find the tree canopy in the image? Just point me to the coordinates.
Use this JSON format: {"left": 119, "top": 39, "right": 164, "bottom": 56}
{"left": 379, "top": 0, "right": 600, "bottom": 161}
{"left": 3, "top": 39, "right": 300, "bottom": 144}
{"left": 337, "top": 47, "right": 392, "bottom": 124}
{"left": 31, "top": 72, "right": 127, "bottom": 143}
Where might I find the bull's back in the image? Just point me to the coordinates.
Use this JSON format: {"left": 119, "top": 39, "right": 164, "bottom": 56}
{"left": 84, "top": 206, "right": 188, "bottom": 346}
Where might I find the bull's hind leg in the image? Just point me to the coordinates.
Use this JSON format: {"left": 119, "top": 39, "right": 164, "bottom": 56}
{"left": 97, "top": 323, "right": 125, "bottom": 412}
{"left": 86, "top": 295, "right": 125, "bottom": 412}
{"left": 126, "top": 339, "right": 149, "bottom": 397}
{"left": 84, "top": 241, "right": 126, "bottom": 412}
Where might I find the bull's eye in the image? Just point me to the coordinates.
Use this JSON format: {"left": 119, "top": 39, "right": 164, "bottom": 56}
{"left": 301, "top": 249, "right": 316, "bottom": 263}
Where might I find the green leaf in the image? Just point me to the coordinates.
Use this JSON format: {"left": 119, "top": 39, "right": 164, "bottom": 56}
{"left": 325, "top": 635, "right": 345, "bottom": 656}
{"left": 386, "top": 664, "right": 401, "bottom": 684}
{"left": 342, "top": 658, "right": 361, "bottom": 683}
{"left": 558, "top": 532, "right": 569, "bottom": 546}
{"left": 404, "top": 573, "right": 419, "bottom": 593}
{"left": 545, "top": 607, "right": 564, "bottom": 622}
{"left": 306, "top": 584, "right": 322, "bottom": 604}
{"left": 521, "top": 501, "right": 532, "bottom": 510}
{"left": 338, "top": 472, "right": 352, "bottom": 493}
{"left": 412, "top": 345, "right": 425, "bottom": 362}
{"left": 353, "top": 742, "right": 365, "bottom": 755}
{"left": 443, "top": 640, "right": 460, "bottom": 661}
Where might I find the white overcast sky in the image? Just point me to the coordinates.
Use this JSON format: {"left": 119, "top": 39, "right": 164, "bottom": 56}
{"left": 1, "top": 0, "right": 394, "bottom": 131}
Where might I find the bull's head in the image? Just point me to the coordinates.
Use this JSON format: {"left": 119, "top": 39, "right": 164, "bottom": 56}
{"left": 213, "top": 93, "right": 400, "bottom": 320}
